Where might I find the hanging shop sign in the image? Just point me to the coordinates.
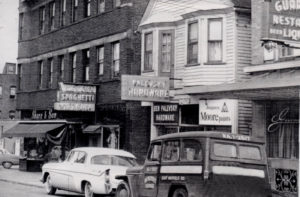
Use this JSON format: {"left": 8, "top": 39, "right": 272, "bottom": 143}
{"left": 153, "top": 103, "right": 179, "bottom": 125}
{"left": 262, "top": 0, "right": 300, "bottom": 42}
{"left": 121, "top": 75, "right": 170, "bottom": 102}
{"left": 54, "top": 82, "right": 96, "bottom": 112}
{"left": 199, "top": 99, "right": 235, "bottom": 126}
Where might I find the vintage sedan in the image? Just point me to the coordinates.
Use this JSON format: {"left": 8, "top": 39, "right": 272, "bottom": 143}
{"left": 0, "top": 148, "right": 19, "bottom": 169}
{"left": 41, "top": 147, "right": 137, "bottom": 197}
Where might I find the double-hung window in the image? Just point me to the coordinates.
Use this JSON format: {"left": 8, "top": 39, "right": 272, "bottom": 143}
{"left": 112, "top": 42, "right": 120, "bottom": 77}
{"left": 208, "top": 18, "right": 223, "bottom": 62}
{"left": 49, "top": 58, "right": 54, "bottom": 88}
{"left": 144, "top": 33, "right": 153, "bottom": 71}
{"left": 113, "top": 0, "right": 121, "bottom": 7}
{"left": 161, "top": 32, "right": 172, "bottom": 72}
{"left": 60, "top": 0, "right": 66, "bottom": 26}
{"left": 39, "top": 7, "right": 45, "bottom": 34}
{"left": 71, "top": 0, "right": 78, "bottom": 22}
{"left": 71, "top": 53, "right": 77, "bottom": 83}
{"left": 84, "top": 0, "right": 91, "bottom": 17}
{"left": 83, "top": 49, "right": 90, "bottom": 82}
{"left": 97, "top": 46, "right": 104, "bottom": 75}
{"left": 49, "top": 1, "right": 55, "bottom": 30}
{"left": 187, "top": 22, "right": 198, "bottom": 64}
{"left": 59, "top": 55, "right": 64, "bottom": 81}
{"left": 39, "top": 61, "right": 44, "bottom": 89}
{"left": 97, "top": 0, "right": 105, "bottom": 13}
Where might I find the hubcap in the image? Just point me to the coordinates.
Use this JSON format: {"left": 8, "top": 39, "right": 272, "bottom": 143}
{"left": 119, "top": 188, "right": 129, "bottom": 197}
{"left": 85, "top": 183, "right": 93, "bottom": 197}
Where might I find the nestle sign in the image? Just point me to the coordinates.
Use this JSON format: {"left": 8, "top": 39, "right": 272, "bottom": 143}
{"left": 263, "top": 0, "right": 300, "bottom": 42}
{"left": 121, "top": 75, "right": 170, "bottom": 102}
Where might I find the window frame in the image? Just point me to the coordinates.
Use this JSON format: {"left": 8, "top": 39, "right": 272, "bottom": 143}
{"left": 71, "top": 0, "right": 78, "bottom": 22}
{"left": 59, "top": 55, "right": 64, "bottom": 81}
{"left": 112, "top": 42, "right": 120, "bottom": 78}
{"left": 60, "top": 0, "right": 67, "bottom": 26}
{"left": 71, "top": 53, "right": 77, "bottom": 83}
{"left": 82, "top": 49, "right": 90, "bottom": 82}
{"left": 10, "top": 86, "right": 16, "bottom": 99}
{"left": 159, "top": 30, "right": 174, "bottom": 73}
{"left": 207, "top": 18, "right": 223, "bottom": 63}
{"left": 49, "top": 1, "right": 55, "bottom": 31}
{"left": 84, "top": 0, "right": 91, "bottom": 17}
{"left": 144, "top": 32, "right": 153, "bottom": 72}
{"left": 97, "top": 0, "right": 105, "bottom": 13}
{"left": 97, "top": 46, "right": 104, "bottom": 76}
{"left": 187, "top": 21, "right": 199, "bottom": 65}
{"left": 39, "top": 61, "right": 44, "bottom": 89}
{"left": 39, "top": 6, "right": 46, "bottom": 34}
{"left": 49, "top": 58, "right": 54, "bottom": 88}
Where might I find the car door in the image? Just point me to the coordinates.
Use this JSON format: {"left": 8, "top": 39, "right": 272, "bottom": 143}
{"left": 68, "top": 151, "right": 88, "bottom": 192}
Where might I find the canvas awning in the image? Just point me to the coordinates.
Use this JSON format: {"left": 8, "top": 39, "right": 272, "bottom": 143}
{"left": 2, "top": 123, "right": 65, "bottom": 138}
{"left": 83, "top": 125, "right": 120, "bottom": 134}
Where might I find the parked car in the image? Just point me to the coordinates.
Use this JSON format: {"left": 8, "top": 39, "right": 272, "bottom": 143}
{"left": 0, "top": 148, "right": 19, "bottom": 169}
{"left": 41, "top": 147, "right": 137, "bottom": 197}
{"left": 115, "top": 131, "right": 272, "bottom": 197}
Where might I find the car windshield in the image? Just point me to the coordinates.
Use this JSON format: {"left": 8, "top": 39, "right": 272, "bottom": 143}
{"left": 91, "top": 155, "right": 136, "bottom": 167}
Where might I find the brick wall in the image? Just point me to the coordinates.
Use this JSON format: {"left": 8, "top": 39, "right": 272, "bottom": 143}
{"left": 0, "top": 74, "right": 18, "bottom": 119}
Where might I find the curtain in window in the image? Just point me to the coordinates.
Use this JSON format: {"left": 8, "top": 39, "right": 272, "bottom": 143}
{"left": 161, "top": 33, "right": 172, "bottom": 72}
{"left": 208, "top": 42, "right": 222, "bottom": 62}
{"left": 208, "top": 19, "right": 222, "bottom": 62}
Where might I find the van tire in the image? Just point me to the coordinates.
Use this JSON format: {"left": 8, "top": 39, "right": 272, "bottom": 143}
{"left": 172, "top": 188, "right": 188, "bottom": 197}
{"left": 116, "top": 181, "right": 130, "bottom": 197}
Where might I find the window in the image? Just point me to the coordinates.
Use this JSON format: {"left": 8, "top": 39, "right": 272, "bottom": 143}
{"left": 239, "top": 146, "right": 261, "bottom": 160}
{"left": 49, "top": 1, "right": 55, "bottom": 30}
{"left": 84, "top": 0, "right": 91, "bottom": 17}
{"left": 161, "top": 32, "right": 172, "bottom": 72}
{"left": 67, "top": 151, "right": 79, "bottom": 162}
{"left": 9, "top": 110, "right": 15, "bottom": 120}
{"left": 8, "top": 65, "right": 14, "bottom": 74}
{"left": 19, "top": 13, "right": 24, "bottom": 39}
{"left": 10, "top": 86, "right": 16, "bottom": 98}
{"left": 187, "top": 22, "right": 198, "bottom": 64}
{"left": 112, "top": 42, "right": 120, "bottom": 77}
{"left": 18, "top": 64, "right": 22, "bottom": 90}
{"left": 97, "top": 46, "right": 104, "bottom": 75}
{"left": 0, "top": 86, "right": 2, "bottom": 97}
{"left": 280, "top": 45, "right": 300, "bottom": 58}
{"left": 71, "top": 0, "right": 78, "bottom": 22}
{"left": 113, "top": 0, "right": 121, "bottom": 7}
{"left": 181, "top": 139, "right": 203, "bottom": 161}
{"left": 75, "top": 152, "right": 87, "bottom": 163}
{"left": 214, "top": 143, "right": 237, "bottom": 158}
{"left": 144, "top": 33, "right": 153, "bottom": 71}
{"left": 208, "top": 18, "right": 223, "bottom": 62}
{"left": 83, "top": 49, "right": 90, "bottom": 81}
{"left": 111, "top": 156, "right": 137, "bottom": 167}
{"left": 59, "top": 55, "right": 64, "bottom": 80}
{"left": 97, "top": 0, "right": 105, "bottom": 13}
{"left": 147, "top": 142, "right": 162, "bottom": 161}
{"left": 39, "top": 7, "right": 46, "bottom": 34}
{"left": 39, "top": 61, "right": 44, "bottom": 89}
{"left": 71, "top": 53, "right": 77, "bottom": 83}
{"left": 162, "top": 140, "right": 180, "bottom": 162}
{"left": 60, "top": 0, "right": 66, "bottom": 26}
{"left": 91, "top": 155, "right": 111, "bottom": 165}
{"left": 49, "top": 58, "right": 54, "bottom": 88}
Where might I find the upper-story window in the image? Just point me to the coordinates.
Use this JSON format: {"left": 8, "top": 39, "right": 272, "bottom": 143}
{"left": 10, "top": 86, "right": 16, "bottom": 99}
{"left": 97, "top": 0, "right": 105, "bottom": 13}
{"left": 83, "top": 49, "right": 90, "bottom": 82}
{"left": 84, "top": 0, "right": 91, "bottom": 17}
{"left": 9, "top": 110, "right": 15, "bottom": 120}
{"left": 0, "top": 86, "right": 2, "bottom": 97}
{"left": 49, "top": 58, "right": 54, "bottom": 88}
{"left": 71, "top": 53, "right": 77, "bottom": 83}
{"left": 160, "top": 31, "right": 174, "bottom": 73}
{"left": 39, "top": 6, "right": 46, "bottom": 34}
{"left": 144, "top": 32, "right": 153, "bottom": 71}
{"left": 60, "top": 0, "right": 67, "bottom": 26}
{"left": 19, "top": 13, "right": 24, "bottom": 40}
{"left": 59, "top": 55, "right": 64, "bottom": 81}
{"left": 97, "top": 46, "right": 104, "bottom": 75}
{"left": 8, "top": 65, "right": 15, "bottom": 74}
{"left": 49, "top": 1, "right": 55, "bottom": 30}
{"left": 263, "top": 42, "right": 300, "bottom": 62}
{"left": 112, "top": 42, "right": 120, "bottom": 77}
{"left": 187, "top": 22, "right": 198, "bottom": 64}
{"left": 39, "top": 61, "right": 44, "bottom": 89}
{"left": 71, "top": 0, "right": 78, "bottom": 22}
{"left": 113, "top": 0, "right": 121, "bottom": 7}
{"left": 18, "top": 64, "right": 22, "bottom": 90}
{"left": 208, "top": 18, "right": 223, "bottom": 62}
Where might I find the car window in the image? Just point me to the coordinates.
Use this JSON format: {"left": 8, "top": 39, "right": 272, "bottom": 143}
{"left": 147, "top": 142, "right": 162, "bottom": 161}
{"left": 239, "top": 145, "right": 261, "bottom": 160}
{"left": 67, "top": 151, "right": 79, "bottom": 163}
{"left": 74, "top": 151, "right": 87, "bottom": 164}
{"left": 91, "top": 155, "right": 111, "bottom": 165}
{"left": 181, "top": 139, "right": 203, "bottom": 161}
{"left": 214, "top": 143, "right": 237, "bottom": 158}
{"left": 111, "top": 156, "right": 137, "bottom": 167}
{"left": 162, "top": 140, "right": 180, "bottom": 162}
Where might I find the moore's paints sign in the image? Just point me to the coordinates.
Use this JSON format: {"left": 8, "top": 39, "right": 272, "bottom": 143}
{"left": 263, "top": 0, "right": 300, "bottom": 42}
{"left": 199, "top": 99, "right": 236, "bottom": 126}
{"left": 121, "top": 75, "right": 170, "bottom": 102}
{"left": 54, "top": 83, "right": 96, "bottom": 112}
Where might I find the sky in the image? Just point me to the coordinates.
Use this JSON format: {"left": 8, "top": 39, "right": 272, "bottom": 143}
{"left": 0, "top": 0, "right": 18, "bottom": 72}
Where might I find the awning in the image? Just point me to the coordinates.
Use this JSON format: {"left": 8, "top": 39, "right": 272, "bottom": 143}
{"left": 2, "top": 123, "right": 65, "bottom": 138}
{"left": 83, "top": 125, "right": 120, "bottom": 134}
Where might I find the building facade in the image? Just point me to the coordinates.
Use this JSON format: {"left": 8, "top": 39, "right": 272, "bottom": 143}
{"left": 17, "top": 0, "right": 150, "bottom": 162}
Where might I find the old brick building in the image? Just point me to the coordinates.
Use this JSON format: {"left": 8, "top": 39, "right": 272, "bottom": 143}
{"left": 16, "top": 0, "right": 150, "bottom": 162}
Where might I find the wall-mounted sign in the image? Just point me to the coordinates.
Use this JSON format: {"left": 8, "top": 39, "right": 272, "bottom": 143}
{"left": 199, "top": 100, "right": 235, "bottom": 126}
{"left": 32, "top": 109, "right": 57, "bottom": 120}
{"left": 121, "top": 75, "right": 170, "bottom": 102}
{"left": 263, "top": 0, "right": 300, "bottom": 42}
{"left": 54, "top": 83, "right": 96, "bottom": 112}
{"left": 153, "top": 103, "right": 179, "bottom": 125}
{"left": 267, "top": 107, "right": 299, "bottom": 132}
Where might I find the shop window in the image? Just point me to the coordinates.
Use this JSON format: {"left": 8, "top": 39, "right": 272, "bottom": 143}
{"left": 39, "top": 6, "right": 45, "bottom": 34}
{"left": 144, "top": 32, "right": 153, "bottom": 71}
{"left": 9, "top": 110, "right": 15, "bottom": 120}
{"left": 84, "top": 0, "right": 91, "bottom": 17}
{"left": 187, "top": 22, "right": 198, "bottom": 64}
{"left": 10, "top": 86, "right": 16, "bottom": 98}
{"left": 59, "top": 55, "right": 64, "bottom": 81}
{"left": 181, "top": 105, "right": 199, "bottom": 125}
{"left": 60, "top": 0, "right": 67, "bottom": 26}
{"left": 82, "top": 49, "right": 90, "bottom": 82}
{"left": 112, "top": 42, "right": 120, "bottom": 78}
{"left": 71, "top": 52, "right": 77, "bottom": 83}
{"left": 97, "top": 0, "right": 105, "bottom": 13}
{"left": 162, "top": 140, "right": 180, "bottom": 162}
{"left": 160, "top": 31, "right": 173, "bottom": 73}
{"left": 147, "top": 142, "right": 162, "bottom": 161}
{"left": 181, "top": 139, "right": 203, "bottom": 161}
{"left": 207, "top": 18, "right": 223, "bottom": 63}
{"left": 97, "top": 46, "right": 104, "bottom": 76}
{"left": 71, "top": 0, "right": 78, "bottom": 22}
{"left": 49, "top": 1, "right": 55, "bottom": 30}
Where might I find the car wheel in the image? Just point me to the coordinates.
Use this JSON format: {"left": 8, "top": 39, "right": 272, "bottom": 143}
{"left": 2, "top": 162, "right": 13, "bottom": 169}
{"left": 45, "top": 175, "right": 57, "bottom": 195}
{"left": 116, "top": 181, "right": 131, "bottom": 197}
{"left": 84, "top": 182, "right": 95, "bottom": 197}
{"left": 172, "top": 188, "right": 188, "bottom": 197}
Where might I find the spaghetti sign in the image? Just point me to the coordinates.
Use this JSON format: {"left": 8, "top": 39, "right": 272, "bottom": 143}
{"left": 263, "top": 0, "right": 300, "bottom": 42}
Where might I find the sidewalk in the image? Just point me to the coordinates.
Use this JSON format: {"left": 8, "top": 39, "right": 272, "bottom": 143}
{"left": 0, "top": 165, "right": 43, "bottom": 188}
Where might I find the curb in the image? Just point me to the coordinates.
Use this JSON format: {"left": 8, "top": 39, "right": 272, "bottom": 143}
{"left": 0, "top": 178, "right": 44, "bottom": 189}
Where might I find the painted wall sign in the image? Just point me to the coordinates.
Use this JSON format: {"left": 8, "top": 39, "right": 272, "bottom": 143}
{"left": 32, "top": 109, "right": 57, "bottom": 120}
{"left": 263, "top": 0, "right": 300, "bottom": 42}
{"left": 54, "top": 83, "right": 96, "bottom": 112}
{"left": 121, "top": 75, "right": 170, "bottom": 102}
{"left": 199, "top": 100, "right": 235, "bottom": 126}
{"left": 153, "top": 103, "right": 179, "bottom": 125}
